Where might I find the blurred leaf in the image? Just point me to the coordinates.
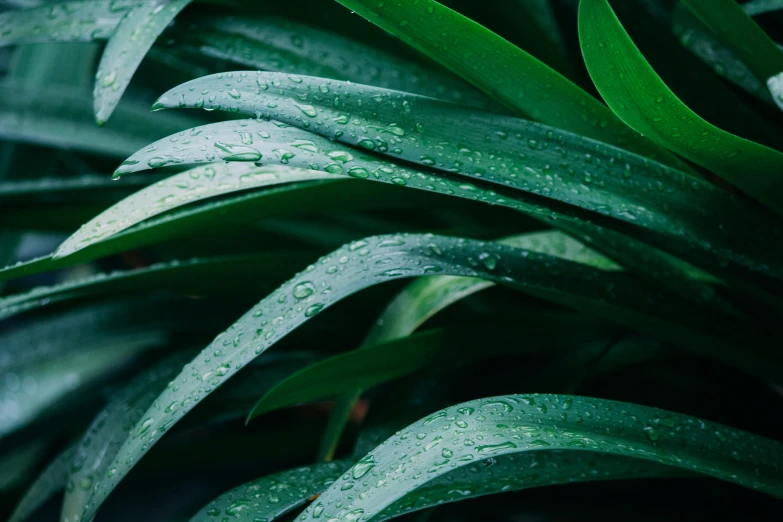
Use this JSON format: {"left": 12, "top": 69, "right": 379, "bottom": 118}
{"left": 8, "top": 445, "right": 75, "bottom": 522}
{"left": 743, "top": 0, "right": 783, "bottom": 16}
{"left": 93, "top": 0, "right": 194, "bottom": 124}
{"left": 682, "top": 0, "right": 783, "bottom": 84}
{"left": 0, "top": 82, "right": 203, "bottom": 156}
{"left": 579, "top": 0, "right": 783, "bottom": 217}
{"left": 0, "top": 252, "right": 315, "bottom": 320}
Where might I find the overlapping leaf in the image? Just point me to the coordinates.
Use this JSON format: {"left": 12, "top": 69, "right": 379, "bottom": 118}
{"left": 298, "top": 394, "right": 783, "bottom": 522}
{"left": 579, "top": 0, "right": 783, "bottom": 217}
{"left": 64, "top": 232, "right": 773, "bottom": 522}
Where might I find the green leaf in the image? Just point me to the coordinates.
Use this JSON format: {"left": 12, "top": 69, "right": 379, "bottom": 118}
{"left": 316, "top": 230, "right": 624, "bottom": 460}
{"left": 1, "top": 179, "right": 434, "bottom": 282}
{"left": 682, "top": 0, "right": 783, "bottom": 83}
{"left": 0, "top": 0, "right": 136, "bottom": 46}
{"left": 8, "top": 445, "right": 76, "bottom": 522}
{"left": 187, "top": 461, "right": 353, "bottom": 522}
{"left": 300, "top": 393, "right": 783, "bottom": 522}
{"left": 248, "top": 317, "right": 616, "bottom": 421}
{"left": 188, "top": 451, "right": 677, "bottom": 522}
{"left": 171, "top": 14, "right": 495, "bottom": 109}
{"left": 329, "top": 0, "right": 690, "bottom": 171}
{"left": 0, "top": 253, "right": 315, "bottom": 321}
{"left": 0, "top": 82, "right": 203, "bottom": 156}
{"left": 149, "top": 74, "right": 783, "bottom": 278}
{"left": 770, "top": 72, "right": 783, "bottom": 110}
{"left": 743, "top": 0, "right": 783, "bottom": 16}
{"left": 56, "top": 163, "right": 340, "bottom": 257}
{"left": 373, "top": 451, "right": 680, "bottom": 522}
{"left": 70, "top": 232, "right": 773, "bottom": 522}
{"left": 578, "top": 0, "right": 783, "bottom": 217}
{"left": 672, "top": 3, "right": 773, "bottom": 103}
{"left": 93, "top": 0, "right": 194, "bottom": 124}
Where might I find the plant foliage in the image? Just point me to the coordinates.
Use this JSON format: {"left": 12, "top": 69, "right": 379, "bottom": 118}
{"left": 0, "top": 1, "right": 782, "bottom": 521}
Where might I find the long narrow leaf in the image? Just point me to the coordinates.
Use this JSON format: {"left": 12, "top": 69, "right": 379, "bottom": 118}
{"left": 93, "top": 0, "right": 194, "bottom": 124}
{"left": 68, "top": 233, "right": 772, "bottom": 522}
{"left": 298, "top": 394, "right": 783, "bottom": 522}
{"left": 329, "top": 0, "right": 689, "bottom": 170}
{"left": 578, "top": 0, "right": 783, "bottom": 217}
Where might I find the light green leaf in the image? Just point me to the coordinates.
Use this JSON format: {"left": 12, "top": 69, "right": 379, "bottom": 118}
{"left": 0, "top": 0, "right": 137, "bottom": 46}
{"left": 316, "top": 230, "right": 624, "bottom": 460}
{"left": 768, "top": 71, "right": 783, "bottom": 110}
{"left": 188, "top": 451, "right": 677, "bottom": 522}
{"left": 743, "top": 0, "right": 783, "bottom": 16}
{"left": 57, "top": 163, "right": 340, "bottom": 258}
{"left": 149, "top": 74, "right": 783, "bottom": 278}
{"left": 71, "top": 232, "right": 772, "bottom": 522}
{"left": 578, "top": 0, "right": 783, "bottom": 217}
{"left": 187, "top": 461, "right": 353, "bottom": 522}
{"left": 299, "top": 393, "right": 783, "bottom": 522}
{"left": 1, "top": 179, "right": 432, "bottom": 282}
{"left": 93, "top": 0, "right": 194, "bottom": 124}
{"left": 330, "top": 0, "right": 689, "bottom": 170}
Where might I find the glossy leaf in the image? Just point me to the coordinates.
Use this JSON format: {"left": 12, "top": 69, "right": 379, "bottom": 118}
{"left": 299, "top": 394, "right": 783, "bottom": 522}
{"left": 330, "top": 0, "right": 689, "bottom": 169}
{"left": 579, "top": 0, "right": 783, "bottom": 217}
{"left": 189, "top": 451, "right": 677, "bottom": 522}
{"left": 93, "top": 0, "right": 194, "bottom": 124}
{"left": 56, "top": 164, "right": 340, "bottom": 258}
{"left": 150, "top": 73, "right": 783, "bottom": 278}
{"left": 187, "top": 461, "right": 353, "bottom": 522}
{"left": 68, "top": 232, "right": 771, "bottom": 522}
{"left": 317, "top": 230, "right": 623, "bottom": 460}
{"left": 171, "top": 14, "right": 494, "bottom": 109}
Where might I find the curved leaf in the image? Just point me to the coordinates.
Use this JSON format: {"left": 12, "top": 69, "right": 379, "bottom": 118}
{"left": 1, "top": 178, "right": 436, "bottom": 282}
{"left": 187, "top": 461, "right": 353, "bottom": 522}
{"left": 188, "top": 451, "right": 677, "bottom": 522}
{"left": 330, "top": 0, "right": 689, "bottom": 170}
{"left": 578, "top": 0, "right": 783, "bottom": 217}
{"left": 672, "top": 3, "right": 772, "bottom": 103}
{"left": 0, "top": 82, "right": 203, "bottom": 156}
{"left": 8, "top": 445, "right": 76, "bottom": 522}
{"left": 0, "top": 252, "right": 314, "bottom": 322}
{"left": 743, "top": 0, "right": 783, "bottom": 16}
{"left": 171, "top": 15, "right": 495, "bottom": 109}
{"left": 317, "top": 230, "right": 623, "bottom": 460}
{"left": 682, "top": 0, "right": 783, "bottom": 84}
{"left": 0, "top": 0, "right": 136, "bottom": 46}
{"left": 93, "top": 0, "right": 194, "bottom": 124}
{"left": 249, "top": 317, "right": 616, "bottom": 421}
{"left": 69, "top": 232, "right": 771, "bottom": 522}
{"left": 149, "top": 73, "right": 783, "bottom": 278}
{"left": 299, "top": 394, "right": 783, "bottom": 522}
{"left": 57, "top": 163, "right": 340, "bottom": 257}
